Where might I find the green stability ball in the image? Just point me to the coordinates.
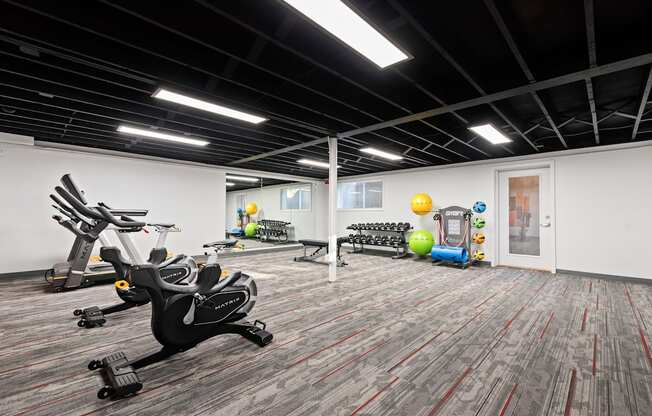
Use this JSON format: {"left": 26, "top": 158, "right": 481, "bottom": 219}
{"left": 244, "top": 222, "right": 258, "bottom": 237}
{"left": 409, "top": 230, "right": 434, "bottom": 256}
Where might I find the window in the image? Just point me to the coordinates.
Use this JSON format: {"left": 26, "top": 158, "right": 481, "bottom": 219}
{"left": 338, "top": 180, "right": 383, "bottom": 209}
{"left": 281, "top": 186, "right": 311, "bottom": 210}
{"left": 236, "top": 194, "right": 247, "bottom": 211}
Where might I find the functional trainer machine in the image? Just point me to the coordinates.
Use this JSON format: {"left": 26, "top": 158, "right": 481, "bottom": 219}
{"left": 294, "top": 238, "right": 348, "bottom": 267}
{"left": 432, "top": 205, "right": 475, "bottom": 268}
{"left": 80, "top": 202, "right": 271, "bottom": 400}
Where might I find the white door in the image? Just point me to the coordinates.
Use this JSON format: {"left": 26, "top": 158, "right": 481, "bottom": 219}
{"left": 498, "top": 168, "right": 554, "bottom": 271}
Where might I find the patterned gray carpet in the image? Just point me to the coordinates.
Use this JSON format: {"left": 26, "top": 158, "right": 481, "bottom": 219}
{"left": 1, "top": 249, "right": 651, "bottom": 416}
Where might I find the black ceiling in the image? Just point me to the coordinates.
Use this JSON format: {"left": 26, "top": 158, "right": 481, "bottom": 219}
{"left": 0, "top": 0, "right": 651, "bottom": 179}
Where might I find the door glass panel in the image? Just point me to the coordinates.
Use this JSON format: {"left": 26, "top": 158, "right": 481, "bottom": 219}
{"left": 508, "top": 176, "right": 540, "bottom": 256}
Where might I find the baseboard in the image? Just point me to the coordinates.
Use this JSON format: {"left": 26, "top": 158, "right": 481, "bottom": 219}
{"left": 0, "top": 269, "right": 48, "bottom": 279}
{"left": 556, "top": 269, "right": 652, "bottom": 285}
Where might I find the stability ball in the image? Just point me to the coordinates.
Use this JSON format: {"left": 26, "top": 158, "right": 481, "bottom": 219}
{"left": 245, "top": 202, "right": 258, "bottom": 216}
{"left": 472, "top": 233, "right": 486, "bottom": 244}
{"left": 411, "top": 193, "right": 433, "bottom": 215}
{"left": 473, "top": 217, "right": 486, "bottom": 229}
{"left": 408, "top": 230, "right": 434, "bottom": 256}
{"left": 244, "top": 222, "right": 258, "bottom": 237}
{"left": 473, "top": 201, "right": 487, "bottom": 213}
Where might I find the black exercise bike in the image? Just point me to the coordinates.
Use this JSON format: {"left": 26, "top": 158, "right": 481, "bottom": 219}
{"left": 54, "top": 184, "right": 197, "bottom": 328}
{"left": 59, "top": 198, "right": 273, "bottom": 400}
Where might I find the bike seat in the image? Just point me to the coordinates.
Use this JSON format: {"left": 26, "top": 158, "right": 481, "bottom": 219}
{"left": 148, "top": 223, "right": 176, "bottom": 228}
{"left": 203, "top": 240, "right": 238, "bottom": 249}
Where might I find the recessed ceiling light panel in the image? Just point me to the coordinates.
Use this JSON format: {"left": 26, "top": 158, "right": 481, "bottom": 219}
{"left": 298, "top": 158, "right": 341, "bottom": 168}
{"left": 153, "top": 89, "right": 267, "bottom": 124}
{"left": 360, "top": 147, "right": 403, "bottom": 161}
{"left": 282, "top": 0, "right": 409, "bottom": 69}
{"left": 117, "top": 125, "right": 209, "bottom": 146}
{"left": 468, "top": 124, "right": 512, "bottom": 144}
{"left": 225, "top": 175, "right": 259, "bottom": 183}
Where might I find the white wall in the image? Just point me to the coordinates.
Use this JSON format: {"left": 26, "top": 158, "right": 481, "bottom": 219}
{"left": 555, "top": 147, "right": 652, "bottom": 279}
{"left": 226, "top": 182, "right": 327, "bottom": 241}
{"left": 334, "top": 144, "right": 652, "bottom": 280}
{"left": 0, "top": 143, "right": 226, "bottom": 273}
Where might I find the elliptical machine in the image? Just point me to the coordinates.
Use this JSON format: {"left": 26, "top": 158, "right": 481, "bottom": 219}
{"left": 53, "top": 177, "right": 198, "bottom": 328}
{"left": 72, "top": 201, "right": 272, "bottom": 400}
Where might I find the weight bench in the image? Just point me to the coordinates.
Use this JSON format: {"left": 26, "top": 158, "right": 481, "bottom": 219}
{"left": 203, "top": 240, "right": 240, "bottom": 256}
{"left": 294, "top": 238, "right": 347, "bottom": 267}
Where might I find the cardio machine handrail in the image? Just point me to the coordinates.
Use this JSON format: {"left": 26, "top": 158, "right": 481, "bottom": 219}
{"left": 96, "top": 205, "right": 146, "bottom": 229}
{"left": 55, "top": 186, "right": 104, "bottom": 221}
{"left": 98, "top": 202, "right": 148, "bottom": 217}
{"left": 50, "top": 195, "right": 81, "bottom": 222}
{"left": 60, "top": 174, "right": 87, "bottom": 205}
{"left": 52, "top": 215, "right": 102, "bottom": 242}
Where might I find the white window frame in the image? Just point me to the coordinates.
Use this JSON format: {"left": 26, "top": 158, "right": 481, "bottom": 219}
{"left": 337, "top": 179, "right": 384, "bottom": 211}
{"left": 280, "top": 185, "right": 312, "bottom": 212}
{"left": 235, "top": 193, "right": 247, "bottom": 211}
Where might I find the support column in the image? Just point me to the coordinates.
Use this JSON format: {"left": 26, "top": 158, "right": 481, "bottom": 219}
{"left": 328, "top": 136, "right": 338, "bottom": 283}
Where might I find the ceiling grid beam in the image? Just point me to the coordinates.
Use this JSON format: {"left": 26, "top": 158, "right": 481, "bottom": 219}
{"left": 483, "top": 0, "right": 567, "bottom": 148}
{"left": 631, "top": 66, "right": 652, "bottom": 140}
{"left": 584, "top": 0, "right": 600, "bottom": 144}
{"left": 387, "top": 0, "right": 533, "bottom": 152}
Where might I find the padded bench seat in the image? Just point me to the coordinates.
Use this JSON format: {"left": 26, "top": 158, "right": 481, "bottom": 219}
{"left": 295, "top": 238, "right": 347, "bottom": 267}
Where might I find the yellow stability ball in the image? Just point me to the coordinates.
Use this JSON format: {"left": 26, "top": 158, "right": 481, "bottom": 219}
{"left": 245, "top": 202, "right": 258, "bottom": 216}
{"left": 411, "top": 193, "right": 433, "bottom": 215}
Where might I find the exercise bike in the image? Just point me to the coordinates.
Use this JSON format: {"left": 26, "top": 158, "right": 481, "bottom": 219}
{"left": 74, "top": 203, "right": 272, "bottom": 400}
{"left": 54, "top": 182, "right": 198, "bottom": 328}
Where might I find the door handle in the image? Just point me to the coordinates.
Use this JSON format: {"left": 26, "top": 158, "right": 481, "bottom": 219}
{"left": 540, "top": 222, "right": 551, "bottom": 228}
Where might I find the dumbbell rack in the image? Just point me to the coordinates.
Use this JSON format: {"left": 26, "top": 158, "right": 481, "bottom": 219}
{"left": 257, "top": 219, "right": 291, "bottom": 243}
{"left": 346, "top": 223, "right": 412, "bottom": 259}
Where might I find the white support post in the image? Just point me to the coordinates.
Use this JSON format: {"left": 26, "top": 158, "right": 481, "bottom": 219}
{"left": 328, "top": 136, "right": 338, "bottom": 283}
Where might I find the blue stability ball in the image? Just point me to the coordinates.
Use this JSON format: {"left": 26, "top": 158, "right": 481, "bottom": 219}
{"left": 473, "top": 201, "right": 487, "bottom": 213}
{"left": 431, "top": 245, "right": 469, "bottom": 263}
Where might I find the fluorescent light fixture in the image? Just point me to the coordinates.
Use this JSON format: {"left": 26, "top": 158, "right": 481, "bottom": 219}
{"left": 225, "top": 175, "right": 259, "bottom": 183}
{"left": 116, "top": 125, "right": 209, "bottom": 146}
{"left": 468, "top": 124, "right": 512, "bottom": 144}
{"left": 360, "top": 147, "right": 403, "bottom": 161}
{"left": 282, "top": 0, "right": 409, "bottom": 69}
{"left": 226, "top": 182, "right": 236, "bottom": 187}
{"left": 152, "top": 89, "right": 267, "bottom": 124}
{"left": 297, "top": 158, "right": 341, "bottom": 169}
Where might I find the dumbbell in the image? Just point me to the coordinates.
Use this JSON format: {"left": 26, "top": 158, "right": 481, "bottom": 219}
{"left": 374, "top": 235, "right": 383, "bottom": 245}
